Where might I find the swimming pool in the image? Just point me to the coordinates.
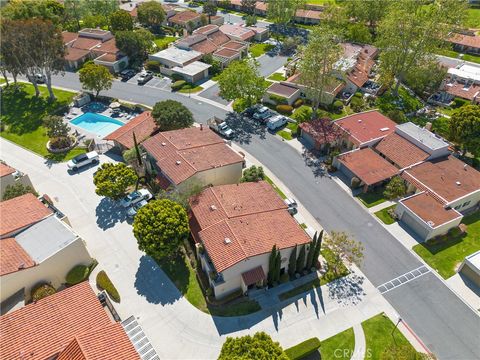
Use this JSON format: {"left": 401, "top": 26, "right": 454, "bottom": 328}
{"left": 70, "top": 112, "right": 124, "bottom": 137}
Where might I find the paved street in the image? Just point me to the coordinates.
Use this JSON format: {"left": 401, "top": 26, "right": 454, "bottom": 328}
{"left": 12, "top": 74, "right": 480, "bottom": 359}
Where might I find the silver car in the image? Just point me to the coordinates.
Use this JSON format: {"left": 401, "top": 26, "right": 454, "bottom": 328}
{"left": 127, "top": 199, "right": 148, "bottom": 218}
{"left": 119, "top": 189, "right": 152, "bottom": 208}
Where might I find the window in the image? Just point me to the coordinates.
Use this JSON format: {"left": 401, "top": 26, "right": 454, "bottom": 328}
{"left": 454, "top": 205, "right": 461, "bottom": 210}
{"left": 462, "top": 201, "right": 471, "bottom": 208}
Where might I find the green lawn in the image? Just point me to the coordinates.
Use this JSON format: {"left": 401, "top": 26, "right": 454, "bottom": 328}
{"left": 278, "top": 249, "right": 349, "bottom": 301}
{"left": 286, "top": 122, "right": 298, "bottom": 133}
{"left": 264, "top": 175, "right": 287, "bottom": 199}
{"left": 0, "top": 78, "right": 6, "bottom": 84}
{"left": 320, "top": 328, "right": 355, "bottom": 360}
{"left": 362, "top": 313, "right": 418, "bottom": 360}
{"left": 437, "top": 48, "right": 480, "bottom": 65}
{"left": 278, "top": 130, "right": 293, "bottom": 141}
{"left": 306, "top": 0, "right": 336, "bottom": 4}
{"left": 154, "top": 36, "right": 177, "bottom": 50}
{"left": 356, "top": 188, "right": 386, "bottom": 208}
{"left": 464, "top": 8, "right": 480, "bottom": 28}
{"left": 268, "top": 72, "right": 285, "bottom": 81}
{"left": 413, "top": 212, "right": 480, "bottom": 279}
{"left": 0, "top": 83, "right": 86, "bottom": 161}
{"left": 178, "top": 85, "right": 204, "bottom": 93}
{"left": 249, "top": 43, "right": 275, "bottom": 57}
{"left": 374, "top": 205, "right": 397, "bottom": 225}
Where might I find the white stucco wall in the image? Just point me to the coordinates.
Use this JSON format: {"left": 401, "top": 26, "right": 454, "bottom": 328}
{"left": 448, "top": 190, "right": 480, "bottom": 213}
{"left": 191, "top": 161, "right": 243, "bottom": 187}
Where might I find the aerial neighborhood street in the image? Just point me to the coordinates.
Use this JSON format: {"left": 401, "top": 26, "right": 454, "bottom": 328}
{"left": 0, "top": 1, "right": 479, "bottom": 360}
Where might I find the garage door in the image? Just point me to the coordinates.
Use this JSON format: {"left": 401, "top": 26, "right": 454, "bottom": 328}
{"left": 401, "top": 212, "right": 430, "bottom": 240}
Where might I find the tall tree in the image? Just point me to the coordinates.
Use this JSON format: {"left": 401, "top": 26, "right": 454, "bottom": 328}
{"left": 376, "top": 0, "right": 466, "bottom": 95}
{"left": 203, "top": 1, "right": 217, "bottom": 24}
{"left": 306, "top": 232, "right": 317, "bottom": 270}
{"left": 298, "top": 25, "right": 342, "bottom": 117}
{"left": 274, "top": 249, "right": 281, "bottom": 283}
{"left": 78, "top": 63, "right": 113, "bottom": 98}
{"left": 345, "top": 0, "right": 388, "bottom": 36}
{"left": 324, "top": 231, "right": 364, "bottom": 276}
{"left": 133, "top": 132, "right": 143, "bottom": 166}
{"left": 217, "top": 59, "right": 267, "bottom": 108}
{"left": 241, "top": 0, "right": 257, "bottom": 15}
{"left": 267, "top": 0, "right": 305, "bottom": 31}
{"left": 83, "top": 0, "right": 118, "bottom": 18}
{"left": 296, "top": 244, "right": 306, "bottom": 273}
{"left": 93, "top": 163, "right": 138, "bottom": 200}
{"left": 0, "top": 20, "right": 25, "bottom": 86}
{"left": 313, "top": 230, "right": 323, "bottom": 266}
{"left": 268, "top": 245, "right": 277, "bottom": 286}
{"left": 109, "top": 9, "right": 134, "bottom": 33}
{"left": 137, "top": 1, "right": 165, "bottom": 31}
{"left": 1, "top": 0, "right": 65, "bottom": 25}
{"left": 116, "top": 29, "right": 154, "bottom": 66}
{"left": 288, "top": 244, "right": 297, "bottom": 277}
{"left": 219, "top": 332, "right": 288, "bottom": 360}
{"left": 448, "top": 105, "right": 480, "bottom": 158}
{"left": 63, "top": 0, "right": 84, "bottom": 31}
{"left": 151, "top": 100, "right": 194, "bottom": 131}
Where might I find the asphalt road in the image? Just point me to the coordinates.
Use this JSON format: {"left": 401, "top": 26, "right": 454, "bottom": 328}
{"left": 33, "top": 73, "right": 480, "bottom": 359}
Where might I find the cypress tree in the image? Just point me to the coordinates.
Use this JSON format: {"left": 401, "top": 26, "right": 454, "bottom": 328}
{"left": 133, "top": 131, "right": 143, "bottom": 165}
{"left": 306, "top": 232, "right": 317, "bottom": 270}
{"left": 296, "top": 245, "right": 306, "bottom": 273}
{"left": 267, "top": 245, "right": 277, "bottom": 286}
{"left": 313, "top": 230, "right": 323, "bottom": 269}
{"left": 274, "top": 250, "right": 281, "bottom": 283}
{"left": 288, "top": 244, "right": 297, "bottom": 277}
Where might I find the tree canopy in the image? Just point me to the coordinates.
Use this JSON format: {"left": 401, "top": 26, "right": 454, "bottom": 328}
{"left": 218, "top": 59, "right": 267, "bottom": 108}
{"left": 1, "top": 0, "right": 65, "bottom": 25}
{"left": 241, "top": 0, "right": 256, "bottom": 15}
{"left": 218, "top": 332, "right": 289, "bottom": 360}
{"left": 240, "top": 165, "right": 265, "bottom": 183}
{"left": 203, "top": 1, "right": 218, "bottom": 23}
{"left": 109, "top": 9, "right": 133, "bottom": 32}
{"left": 137, "top": 1, "right": 165, "bottom": 30}
{"left": 384, "top": 176, "right": 407, "bottom": 200}
{"left": 151, "top": 100, "right": 194, "bottom": 131}
{"left": 133, "top": 199, "right": 190, "bottom": 260}
{"left": 78, "top": 62, "right": 113, "bottom": 98}
{"left": 43, "top": 115, "right": 70, "bottom": 139}
{"left": 2, "top": 183, "right": 38, "bottom": 201}
{"left": 448, "top": 105, "right": 480, "bottom": 157}
{"left": 93, "top": 163, "right": 137, "bottom": 200}
{"left": 324, "top": 231, "right": 364, "bottom": 276}
{"left": 267, "top": 0, "right": 305, "bottom": 28}
{"left": 116, "top": 29, "right": 154, "bottom": 66}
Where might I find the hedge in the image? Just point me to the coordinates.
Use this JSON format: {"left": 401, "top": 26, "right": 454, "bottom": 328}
{"left": 66, "top": 265, "right": 89, "bottom": 285}
{"left": 31, "top": 283, "right": 56, "bottom": 302}
{"left": 276, "top": 104, "right": 294, "bottom": 114}
{"left": 293, "top": 99, "right": 303, "bottom": 108}
{"left": 269, "top": 94, "right": 288, "bottom": 105}
{"left": 171, "top": 80, "right": 186, "bottom": 91}
{"left": 285, "top": 337, "right": 321, "bottom": 360}
{"left": 96, "top": 270, "right": 121, "bottom": 303}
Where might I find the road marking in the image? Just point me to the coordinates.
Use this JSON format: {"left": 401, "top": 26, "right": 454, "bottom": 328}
{"left": 122, "top": 316, "right": 160, "bottom": 360}
{"left": 377, "top": 266, "right": 430, "bottom": 294}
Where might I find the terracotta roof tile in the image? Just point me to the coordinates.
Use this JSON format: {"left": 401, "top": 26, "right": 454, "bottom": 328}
{"left": 0, "top": 282, "right": 112, "bottom": 360}
{"left": 219, "top": 24, "right": 255, "bottom": 41}
{"left": 169, "top": 11, "right": 201, "bottom": 25}
{"left": 222, "top": 40, "right": 247, "bottom": 50}
{"left": 0, "top": 193, "right": 53, "bottom": 238}
{"left": 241, "top": 266, "right": 266, "bottom": 286}
{"left": 207, "top": 30, "right": 230, "bottom": 46}
{"left": 191, "top": 39, "right": 219, "bottom": 54}
{"left": 375, "top": 133, "right": 429, "bottom": 168}
{"left": 105, "top": 111, "right": 157, "bottom": 148}
{"left": 70, "top": 37, "right": 101, "bottom": 50}
{"left": 299, "top": 118, "right": 342, "bottom": 145}
{"left": 337, "top": 148, "right": 399, "bottom": 186}
{"left": 65, "top": 47, "right": 90, "bottom": 61}
{"left": 62, "top": 31, "right": 78, "bottom": 44}
{"left": 94, "top": 38, "right": 119, "bottom": 54}
{"left": 0, "top": 237, "right": 35, "bottom": 276}
{"left": 449, "top": 33, "right": 480, "bottom": 49}
{"left": 0, "top": 163, "right": 16, "bottom": 177}
{"left": 214, "top": 47, "right": 240, "bottom": 58}
{"left": 443, "top": 78, "right": 480, "bottom": 101}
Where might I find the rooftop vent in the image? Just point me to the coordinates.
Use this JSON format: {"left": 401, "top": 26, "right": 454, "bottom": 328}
{"left": 358, "top": 119, "right": 362, "bottom": 123}
{"left": 210, "top": 204, "right": 217, "bottom": 211}
{"left": 456, "top": 181, "right": 461, "bottom": 186}
{"left": 176, "top": 160, "right": 181, "bottom": 165}
{"left": 380, "top": 127, "right": 390, "bottom": 132}
{"left": 464, "top": 164, "right": 468, "bottom": 170}
{"left": 427, "top": 221, "right": 435, "bottom": 227}
{"left": 224, "top": 237, "right": 231, "bottom": 244}
{"left": 161, "top": 142, "right": 166, "bottom": 146}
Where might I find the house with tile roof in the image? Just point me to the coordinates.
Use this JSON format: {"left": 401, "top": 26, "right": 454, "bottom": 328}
{"left": 0, "top": 162, "right": 34, "bottom": 199}
{"left": 440, "top": 63, "right": 480, "bottom": 104}
{"left": 142, "top": 126, "right": 244, "bottom": 190}
{"left": 448, "top": 31, "right": 480, "bottom": 55}
{"left": 0, "top": 215, "right": 92, "bottom": 304}
{"left": 0, "top": 282, "right": 141, "bottom": 360}
{"left": 189, "top": 181, "right": 312, "bottom": 299}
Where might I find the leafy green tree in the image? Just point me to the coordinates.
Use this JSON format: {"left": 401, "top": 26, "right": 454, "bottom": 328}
{"left": 324, "top": 231, "right": 364, "bottom": 276}
{"left": 274, "top": 249, "right": 281, "bottom": 283}
{"left": 298, "top": 25, "right": 342, "bottom": 117}
{"left": 109, "top": 9, "right": 133, "bottom": 32}
{"left": 384, "top": 176, "right": 407, "bottom": 200}
{"left": 219, "top": 332, "right": 288, "bottom": 360}
{"left": 296, "top": 244, "right": 306, "bottom": 273}
{"left": 78, "top": 63, "right": 113, "bottom": 98}
{"left": 83, "top": 14, "right": 109, "bottom": 29}
{"left": 133, "top": 132, "right": 143, "bottom": 166}
{"left": 133, "top": 199, "right": 189, "bottom": 260}
{"left": 245, "top": 15, "right": 257, "bottom": 27}
{"left": 306, "top": 232, "right": 317, "bottom": 270}
{"left": 346, "top": 23, "right": 372, "bottom": 44}
{"left": 268, "top": 245, "right": 277, "bottom": 286}
{"left": 151, "top": 100, "right": 194, "bottom": 131}
{"left": 449, "top": 105, "right": 480, "bottom": 157}
{"left": 116, "top": 29, "right": 154, "bottom": 66}
{"left": 218, "top": 59, "right": 267, "bottom": 108}
{"left": 43, "top": 115, "right": 70, "bottom": 139}
{"left": 376, "top": 0, "right": 466, "bottom": 95}
{"left": 345, "top": 0, "right": 388, "bottom": 36}
{"left": 2, "top": 183, "right": 38, "bottom": 201}
{"left": 288, "top": 244, "right": 297, "bottom": 277}
{"left": 267, "top": 0, "right": 305, "bottom": 31}
{"left": 203, "top": 0, "right": 217, "bottom": 23}
{"left": 404, "top": 58, "right": 447, "bottom": 97}
{"left": 240, "top": 165, "right": 265, "bottom": 182}
{"left": 156, "top": 178, "right": 204, "bottom": 209}
{"left": 93, "top": 163, "right": 137, "bottom": 200}
{"left": 137, "top": 0, "right": 165, "bottom": 31}
{"left": 241, "top": 0, "right": 257, "bottom": 15}
{"left": 1, "top": 0, "right": 65, "bottom": 25}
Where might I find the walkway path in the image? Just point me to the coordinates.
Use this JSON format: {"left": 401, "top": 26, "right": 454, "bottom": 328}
{"left": 352, "top": 324, "right": 366, "bottom": 360}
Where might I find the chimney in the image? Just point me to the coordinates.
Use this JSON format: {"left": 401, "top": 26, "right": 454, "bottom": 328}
{"left": 200, "top": 123, "right": 203, "bottom": 130}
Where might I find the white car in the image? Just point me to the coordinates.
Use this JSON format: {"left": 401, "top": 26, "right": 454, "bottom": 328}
{"left": 67, "top": 151, "right": 99, "bottom": 171}
{"left": 127, "top": 199, "right": 148, "bottom": 218}
{"left": 120, "top": 189, "right": 152, "bottom": 208}
{"left": 284, "top": 198, "right": 298, "bottom": 209}
{"left": 267, "top": 115, "right": 288, "bottom": 131}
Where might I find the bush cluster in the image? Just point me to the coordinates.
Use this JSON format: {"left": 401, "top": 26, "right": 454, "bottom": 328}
{"left": 293, "top": 99, "right": 303, "bottom": 108}
{"left": 276, "top": 104, "right": 293, "bottom": 114}
{"left": 31, "top": 283, "right": 56, "bottom": 302}
{"left": 269, "top": 94, "right": 288, "bottom": 105}
{"left": 96, "top": 270, "right": 121, "bottom": 303}
{"left": 66, "top": 265, "right": 90, "bottom": 285}
{"left": 171, "top": 80, "right": 186, "bottom": 91}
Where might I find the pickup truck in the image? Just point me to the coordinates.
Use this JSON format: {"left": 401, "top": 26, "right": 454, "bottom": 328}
{"left": 266, "top": 115, "right": 288, "bottom": 131}
{"left": 207, "top": 117, "right": 234, "bottom": 139}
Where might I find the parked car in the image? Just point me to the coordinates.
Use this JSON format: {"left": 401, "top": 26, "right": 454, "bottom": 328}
{"left": 34, "top": 73, "right": 46, "bottom": 84}
{"left": 67, "top": 151, "right": 99, "bottom": 171}
{"left": 284, "top": 198, "right": 298, "bottom": 209}
{"left": 253, "top": 106, "right": 274, "bottom": 123}
{"left": 127, "top": 199, "right": 148, "bottom": 218}
{"left": 119, "top": 189, "right": 152, "bottom": 208}
{"left": 266, "top": 115, "right": 288, "bottom": 131}
{"left": 208, "top": 117, "right": 234, "bottom": 139}
{"left": 137, "top": 71, "right": 153, "bottom": 85}
{"left": 120, "top": 69, "right": 136, "bottom": 81}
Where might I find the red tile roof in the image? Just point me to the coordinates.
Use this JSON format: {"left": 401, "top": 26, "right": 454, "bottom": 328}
{"left": 194, "top": 24, "right": 219, "bottom": 34}
{"left": 62, "top": 31, "right": 78, "bottom": 45}
{"left": 403, "top": 156, "right": 480, "bottom": 204}
{"left": 94, "top": 38, "right": 119, "bottom": 54}
{"left": 449, "top": 33, "right": 480, "bottom": 49}
{"left": 375, "top": 133, "right": 429, "bottom": 168}
{"left": 401, "top": 192, "right": 462, "bottom": 227}
{"left": 0, "top": 282, "right": 113, "bottom": 360}
{"left": 70, "top": 37, "right": 101, "bottom": 50}
{"left": 214, "top": 47, "right": 240, "bottom": 58}
{"left": 104, "top": 111, "right": 157, "bottom": 149}
{"left": 0, "top": 193, "right": 53, "bottom": 238}
{"left": 443, "top": 78, "right": 480, "bottom": 102}
{"left": 337, "top": 148, "right": 399, "bottom": 186}
{"left": 299, "top": 118, "right": 342, "bottom": 146}
{"left": 191, "top": 39, "right": 219, "bottom": 54}
{"left": 219, "top": 24, "right": 255, "bottom": 41}
{"left": 295, "top": 9, "right": 322, "bottom": 20}
{"left": 242, "top": 266, "right": 266, "bottom": 286}
{"left": 169, "top": 11, "right": 201, "bottom": 25}
{"left": 142, "top": 127, "right": 243, "bottom": 185}
{"left": 207, "top": 29, "right": 231, "bottom": 46}
{"left": 0, "top": 237, "right": 35, "bottom": 276}
{"left": 222, "top": 40, "right": 247, "bottom": 50}
{"left": 65, "top": 47, "right": 90, "bottom": 61}
{"left": 58, "top": 323, "right": 140, "bottom": 360}
{"left": 335, "top": 110, "right": 396, "bottom": 146}
{"left": 191, "top": 182, "right": 311, "bottom": 272}
{"left": 0, "top": 163, "right": 15, "bottom": 177}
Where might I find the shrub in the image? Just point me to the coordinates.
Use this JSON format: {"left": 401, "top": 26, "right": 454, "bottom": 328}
{"left": 145, "top": 60, "right": 160, "bottom": 72}
{"left": 293, "top": 99, "right": 303, "bottom": 108}
{"left": 269, "top": 94, "right": 288, "bottom": 105}
{"left": 233, "top": 98, "right": 248, "bottom": 113}
{"left": 276, "top": 104, "right": 293, "bottom": 115}
{"left": 171, "top": 80, "right": 186, "bottom": 91}
{"left": 280, "top": 273, "right": 289, "bottom": 283}
{"left": 386, "top": 109, "right": 407, "bottom": 124}
{"left": 31, "top": 283, "right": 56, "bottom": 302}
{"left": 66, "top": 265, "right": 89, "bottom": 285}
{"left": 350, "top": 96, "right": 365, "bottom": 112}
{"left": 171, "top": 73, "right": 184, "bottom": 81}
{"left": 351, "top": 177, "right": 361, "bottom": 188}
{"left": 332, "top": 100, "right": 343, "bottom": 113}
{"left": 2, "top": 183, "right": 37, "bottom": 201}
{"left": 96, "top": 270, "right": 121, "bottom": 302}
{"left": 284, "top": 337, "right": 321, "bottom": 360}
{"left": 241, "top": 165, "right": 265, "bottom": 182}
{"left": 49, "top": 136, "right": 72, "bottom": 149}
{"left": 452, "top": 97, "right": 468, "bottom": 108}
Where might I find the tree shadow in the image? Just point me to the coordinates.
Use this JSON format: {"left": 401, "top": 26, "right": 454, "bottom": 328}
{"left": 95, "top": 197, "right": 127, "bottom": 230}
{"left": 327, "top": 274, "right": 366, "bottom": 306}
{"left": 225, "top": 112, "right": 266, "bottom": 145}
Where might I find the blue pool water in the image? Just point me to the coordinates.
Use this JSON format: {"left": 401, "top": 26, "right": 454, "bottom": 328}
{"left": 70, "top": 112, "right": 124, "bottom": 137}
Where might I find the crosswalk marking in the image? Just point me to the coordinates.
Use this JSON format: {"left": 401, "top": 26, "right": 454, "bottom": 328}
{"left": 122, "top": 316, "right": 160, "bottom": 360}
{"left": 377, "top": 266, "right": 430, "bottom": 294}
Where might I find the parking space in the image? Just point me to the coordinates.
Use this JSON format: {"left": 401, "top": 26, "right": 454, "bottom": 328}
{"left": 124, "top": 73, "right": 172, "bottom": 91}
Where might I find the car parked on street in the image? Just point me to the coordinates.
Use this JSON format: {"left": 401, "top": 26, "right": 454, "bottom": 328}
{"left": 119, "top": 189, "right": 152, "bottom": 208}
{"left": 127, "top": 199, "right": 148, "bottom": 218}
{"left": 120, "top": 69, "right": 136, "bottom": 81}
{"left": 137, "top": 71, "right": 153, "bottom": 85}
{"left": 207, "top": 117, "right": 234, "bottom": 139}
{"left": 253, "top": 106, "right": 274, "bottom": 123}
{"left": 67, "top": 151, "right": 99, "bottom": 171}
{"left": 266, "top": 115, "right": 288, "bottom": 131}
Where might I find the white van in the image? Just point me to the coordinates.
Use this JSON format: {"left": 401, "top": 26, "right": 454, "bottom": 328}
{"left": 266, "top": 115, "right": 288, "bottom": 131}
